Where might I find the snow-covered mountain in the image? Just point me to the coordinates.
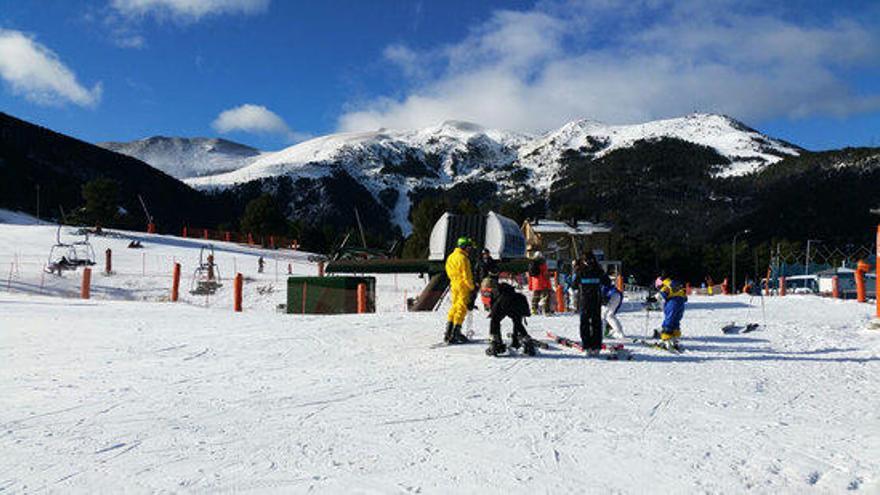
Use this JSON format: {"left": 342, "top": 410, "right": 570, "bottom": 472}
{"left": 518, "top": 113, "right": 801, "bottom": 185}
{"left": 189, "top": 113, "right": 798, "bottom": 187}
{"left": 99, "top": 136, "right": 266, "bottom": 179}
{"left": 181, "top": 114, "right": 799, "bottom": 231}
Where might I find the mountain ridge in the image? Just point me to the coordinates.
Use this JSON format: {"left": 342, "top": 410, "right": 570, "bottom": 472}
{"left": 99, "top": 136, "right": 265, "bottom": 179}
{"left": 174, "top": 113, "right": 799, "bottom": 232}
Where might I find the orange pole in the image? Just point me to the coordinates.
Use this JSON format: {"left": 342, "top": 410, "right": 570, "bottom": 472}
{"left": 182, "top": 226, "right": 188, "bottom": 238}
{"left": 171, "top": 262, "right": 181, "bottom": 302}
{"left": 203, "top": 229, "right": 209, "bottom": 240}
{"left": 779, "top": 276, "right": 786, "bottom": 296}
{"left": 104, "top": 248, "right": 112, "bottom": 275}
{"left": 831, "top": 275, "right": 839, "bottom": 299}
{"left": 555, "top": 284, "right": 565, "bottom": 313}
{"left": 270, "top": 236, "right": 275, "bottom": 249}
{"left": 81, "top": 267, "right": 91, "bottom": 299}
{"left": 616, "top": 274, "right": 624, "bottom": 292}
{"left": 686, "top": 282, "right": 692, "bottom": 295}
{"left": 856, "top": 260, "right": 868, "bottom": 303}
{"left": 233, "top": 273, "right": 243, "bottom": 312}
{"left": 147, "top": 222, "right": 156, "bottom": 234}
{"left": 247, "top": 233, "right": 254, "bottom": 245}
{"left": 318, "top": 261, "right": 325, "bottom": 278}
{"left": 224, "top": 231, "right": 232, "bottom": 242}
{"left": 357, "top": 283, "right": 367, "bottom": 314}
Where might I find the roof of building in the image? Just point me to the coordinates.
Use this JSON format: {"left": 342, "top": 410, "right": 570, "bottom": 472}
{"left": 526, "top": 220, "right": 612, "bottom": 235}
{"left": 816, "top": 267, "right": 856, "bottom": 276}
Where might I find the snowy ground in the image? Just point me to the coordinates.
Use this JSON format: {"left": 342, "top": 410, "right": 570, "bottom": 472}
{"left": 2, "top": 217, "right": 880, "bottom": 493}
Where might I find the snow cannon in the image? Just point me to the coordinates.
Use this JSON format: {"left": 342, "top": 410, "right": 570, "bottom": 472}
{"left": 326, "top": 211, "right": 528, "bottom": 311}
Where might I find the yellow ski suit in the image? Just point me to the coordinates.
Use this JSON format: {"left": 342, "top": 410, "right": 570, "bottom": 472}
{"left": 445, "top": 247, "right": 474, "bottom": 325}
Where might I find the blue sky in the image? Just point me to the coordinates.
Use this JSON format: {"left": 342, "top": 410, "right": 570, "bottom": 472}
{"left": 0, "top": 0, "right": 878, "bottom": 151}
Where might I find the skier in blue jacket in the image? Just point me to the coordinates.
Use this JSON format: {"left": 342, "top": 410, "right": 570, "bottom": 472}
{"left": 658, "top": 276, "right": 687, "bottom": 350}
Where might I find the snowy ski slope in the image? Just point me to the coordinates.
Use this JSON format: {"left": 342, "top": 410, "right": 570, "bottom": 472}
{"left": 1, "top": 214, "right": 879, "bottom": 493}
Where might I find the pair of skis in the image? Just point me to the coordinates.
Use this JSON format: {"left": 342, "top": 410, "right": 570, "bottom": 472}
{"left": 545, "top": 331, "right": 634, "bottom": 360}
{"left": 631, "top": 338, "right": 683, "bottom": 354}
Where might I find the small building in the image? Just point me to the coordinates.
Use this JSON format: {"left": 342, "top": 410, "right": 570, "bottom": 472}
{"left": 521, "top": 219, "right": 619, "bottom": 274}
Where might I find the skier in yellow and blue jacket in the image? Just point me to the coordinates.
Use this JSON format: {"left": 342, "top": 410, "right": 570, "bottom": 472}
{"left": 444, "top": 237, "right": 475, "bottom": 344}
{"left": 658, "top": 275, "right": 687, "bottom": 350}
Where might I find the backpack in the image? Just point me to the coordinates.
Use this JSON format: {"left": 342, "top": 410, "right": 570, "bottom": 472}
{"left": 513, "top": 292, "right": 531, "bottom": 317}
{"left": 528, "top": 259, "right": 541, "bottom": 277}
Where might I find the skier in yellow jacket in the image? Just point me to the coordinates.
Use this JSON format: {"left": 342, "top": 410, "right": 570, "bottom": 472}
{"left": 444, "top": 237, "right": 475, "bottom": 344}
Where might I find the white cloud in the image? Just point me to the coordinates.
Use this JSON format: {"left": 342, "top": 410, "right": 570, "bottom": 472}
{"left": 383, "top": 44, "right": 424, "bottom": 79}
{"left": 0, "top": 29, "right": 102, "bottom": 107}
{"left": 339, "top": 1, "right": 880, "bottom": 133}
{"left": 111, "top": 0, "right": 270, "bottom": 21}
{"left": 212, "top": 104, "right": 307, "bottom": 141}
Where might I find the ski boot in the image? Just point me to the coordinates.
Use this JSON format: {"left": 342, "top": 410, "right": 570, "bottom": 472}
{"left": 443, "top": 321, "right": 455, "bottom": 344}
{"left": 520, "top": 335, "right": 537, "bottom": 356}
{"left": 670, "top": 329, "right": 683, "bottom": 351}
{"left": 508, "top": 332, "right": 521, "bottom": 350}
{"left": 485, "top": 337, "right": 507, "bottom": 356}
{"left": 586, "top": 348, "right": 602, "bottom": 358}
{"left": 449, "top": 324, "right": 469, "bottom": 344}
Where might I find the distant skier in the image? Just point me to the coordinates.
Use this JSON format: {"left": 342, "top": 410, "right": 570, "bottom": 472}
{"left": 528, "top": 251, "right": 553, "bottom": 315}
{"left": 258, "top": 256, "right": 265, "bottom": 273}
{"left": 444, "top": 237, "right": 475, "bottom": 344}
{"left": 485, "top": 282, "right": 536, "bottom": 356}
{"left": 658, "top": 275, "right": 688, "bottom": 350}
{"left": 576, "top": 252, "right": 611, "bottom": 356}
{"left": 602, "top": 278, "right": 625, "bottom": 339}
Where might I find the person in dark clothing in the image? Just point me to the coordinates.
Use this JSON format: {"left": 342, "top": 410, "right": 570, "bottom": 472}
{"left": 477, "top": 249, "right": 501, "bottom": 310}
{"left": 476, "top": 249, "right": 499, "bottom": 283}
{"left": 576, "top": 252, "right": 611, "bottom": 356}
{"left": 485, "top": 282, "right": 536, "bottom": 356}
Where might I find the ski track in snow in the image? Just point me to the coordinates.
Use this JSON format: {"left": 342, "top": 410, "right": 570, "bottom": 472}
{"left": 1, "top": 222, "right": 879, "bottom": 492}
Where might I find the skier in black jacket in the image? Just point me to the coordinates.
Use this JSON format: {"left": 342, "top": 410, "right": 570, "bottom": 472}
{"left": 485, "top": 282, "right": 536, "bottom": 356}
{"left": 576, "top": 252, "right": 611, "bottom": 356}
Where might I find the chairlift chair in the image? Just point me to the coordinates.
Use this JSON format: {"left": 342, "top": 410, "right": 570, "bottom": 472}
{"left": 190, "top": 245, "right": 223, "bottom": 295}
{"left": 45, "top": 225, "right": 97, "bottom": 274}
